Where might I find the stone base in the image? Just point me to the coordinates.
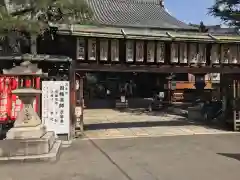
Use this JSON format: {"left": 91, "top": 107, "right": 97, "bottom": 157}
{"left": 0, "top": 140, "right": 61, "bottom": 162}
{"left": 0, "top": 131, "right": 61, "bottom": 161}
{"left": 6, "top": 124, "right": 46, "bottom": 139}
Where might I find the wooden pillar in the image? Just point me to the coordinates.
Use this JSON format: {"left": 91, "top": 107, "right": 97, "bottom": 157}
{"left": 69, "top": 60, "right": 76, "bottom": 139}
{"left": 75, "top": 72, "right": 85, "bottom": 136}
{"left": 79, "top": 74, "right": 84, "bottom": 132}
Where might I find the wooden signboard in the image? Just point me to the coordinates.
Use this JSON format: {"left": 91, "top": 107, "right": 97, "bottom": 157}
{"left": 147, "top": 41, "right": 155, "bottom": 62}
{"left": 111, "top": 39, "right": 119, "bottom": 62}
{"left": 171, "top": 43, "right": 179, "bottom": 63}
{"left": 221, "top": 44, "right": 230, "bottom": 64}
{"left": 88, "top": 38, "right": 97, "bottom": 61}
{"left": 126, "top": 40, "right": 134, "bottom": 62}
{"left": 136, "top": 41, "right": 144, "bottom": 62}
{"left": 210, "top": 44, "right": 220, "bottom": 64}
{"left": 238, "top": 45, "right": 240, "bottom": 64}
{"left": 76, "top": 38, "right": 85, "bottom": 60}
{"left": 156, "top": 42, "right": 165, "bottom": 63}
{"left": 188, "top": 43, "right": 197, "bottom": 64}
{"left": 198, "top": 44, "right": 206, "bottom": 64}
{"left": 179, "top": 43, "right": 187, "bottom": 64}
{"left": 100, "top": 39, "right": 108, "bottom": 61}
{"left": 230, "top": 45, "right": 238, "bottom": 64}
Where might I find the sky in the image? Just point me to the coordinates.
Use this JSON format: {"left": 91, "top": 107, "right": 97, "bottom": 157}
{"left": 164, "top": 0, "right": 221, "bottom": 25}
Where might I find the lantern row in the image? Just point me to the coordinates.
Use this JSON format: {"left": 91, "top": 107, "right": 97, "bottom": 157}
{"left": 76, "top": 38, "right": 240, "bottom": 64}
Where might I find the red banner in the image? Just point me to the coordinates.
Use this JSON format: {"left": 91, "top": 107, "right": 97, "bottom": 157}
{"left": 0, "top": 76, "right": 40, "bottom": 122}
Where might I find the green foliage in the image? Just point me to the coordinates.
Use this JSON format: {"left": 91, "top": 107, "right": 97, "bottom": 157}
{"left": 0, "top": 0, "right": 93, "bottom": 53}
{"left": 209, "top": 0, "right": 240, "bottom": 27}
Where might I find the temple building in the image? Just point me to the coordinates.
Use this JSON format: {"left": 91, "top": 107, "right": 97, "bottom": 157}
{"left": 1, "top": 0, "right": 239, "bottom": 133}
{"left": 39, "top": 0, "right": 240, "bottom": 106}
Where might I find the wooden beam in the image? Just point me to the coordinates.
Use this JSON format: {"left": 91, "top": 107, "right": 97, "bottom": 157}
{"left": 121, "top": 29, "right": 127, "bottom": 38}
{"left": 75, "top": 63, "right": 240, "bottom": 74}
{"left": 208, "top": 33, "right": 219, "bottom": 41}
{"left": 166, "top": 32, "right": 175, "bottom": 39}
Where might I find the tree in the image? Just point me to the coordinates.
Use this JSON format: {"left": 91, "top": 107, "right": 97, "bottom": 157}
{"left": 0, "top": 0, "right": 93, "bottom": 54}
{"left": 209, "top": 0, "right": 240, "bottom": 27}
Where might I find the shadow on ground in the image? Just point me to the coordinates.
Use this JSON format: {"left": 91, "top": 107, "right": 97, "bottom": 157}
{"left": 85, "top": 119, "right": 194, "bottom": 130}
{"left": 85, "top": 106, "right": 231, "bottom": 132}
{"left": 218, "top": 153, "right": 240, "bottom": 162}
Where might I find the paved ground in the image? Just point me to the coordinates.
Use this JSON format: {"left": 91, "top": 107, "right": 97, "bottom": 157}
{"left": 1, "top": 134, "right": 240, "bottom": 180}
{"left": 83, "top": 109, "right": 234, "bottom": 139}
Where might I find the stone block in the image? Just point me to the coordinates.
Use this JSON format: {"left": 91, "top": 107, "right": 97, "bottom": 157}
{"left": 0, "top": 140, "right": 61, "bottom": 162}
{"left": 0, "top": 131, "right": 55, "bottom": 157}
{"left": 6, "top": 124, "right": 46, "bottom": 139}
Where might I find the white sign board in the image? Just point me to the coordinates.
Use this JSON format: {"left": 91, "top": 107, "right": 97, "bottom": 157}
{"left": 42, "top": 81, "right": 70, "bottom": 137}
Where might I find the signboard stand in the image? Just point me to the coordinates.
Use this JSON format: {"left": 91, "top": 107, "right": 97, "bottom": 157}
{"left": 42, "top": 81, "right": 70, "bottom": 139}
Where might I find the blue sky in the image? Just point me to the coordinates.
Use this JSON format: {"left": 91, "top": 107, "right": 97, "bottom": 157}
{"left": 164, "top": 0, "right": 221, "bottom": 25}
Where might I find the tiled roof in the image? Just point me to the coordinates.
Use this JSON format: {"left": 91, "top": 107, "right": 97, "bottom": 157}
{"left": 87, "top": 0, "right": 197, "bottom": 30}
{"left": 207, "top": 27, "right": 240, "bottom": 35}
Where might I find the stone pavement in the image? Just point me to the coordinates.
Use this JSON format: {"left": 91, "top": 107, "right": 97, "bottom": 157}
{"left": 83, "top": 109, "right": 235, "bottom": 139}
{"left": 1, "top": 134, "right": 240, "bottom": 180}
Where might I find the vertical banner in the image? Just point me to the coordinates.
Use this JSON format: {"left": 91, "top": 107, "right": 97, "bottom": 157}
{"left": 171, "top": 43, "right": 179, "bottom": 63}
{"left": 221, "top": 44, "right": 230, "bottom": 64}
{"left": 198, "top": 44, "right": 206, "bottom": 64}
{"left": 156, "top": 42, "right": 165, "bottom": 63}
{"left": 76, "top": 38, "right": 85, "bottom": 60}
{"left": 0, "top": 77, "right": 11, "bottom": 122}
{"left": 179, "top": 43, "right": 187, "bottom": 64}
{"left": 88, "top": 38, "right": 97, "bottom": 61}
{"left": 111, "top": 39, "right": 119, "bottom": 62}
{"left": 126, "top": 40, "right": 134, "bottom": 62}
{"left": 100, "top": 39, "right": 108, "bottom": 61}
{"left": 230, "top": 45, "right": 238, "bottom": 64}
{"left": 188, "top": 43, "right": 197, "bottom": 64}
{"left": 147, "top": 41, "right": 155, "bottom": 62}
{"left": 135, "top": 41, "right": 144, "bottom": 62}
{"left": 42, "top": 81, "right": 70, "bottom": 137}
{"left": 238, "top": 45, "right": 240, "bottom": 64}
{"left": 210, "top": 44, "right": 220, "bottom": 64}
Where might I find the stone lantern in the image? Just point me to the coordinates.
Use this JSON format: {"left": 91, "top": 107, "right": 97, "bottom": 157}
{"left": 0, "top": 61, "right": 61, "bottom": 161}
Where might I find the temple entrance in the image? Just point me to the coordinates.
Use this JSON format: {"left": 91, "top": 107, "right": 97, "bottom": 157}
{"left": 83, "top": 72, "right": 169, "bottom": 109}
{"left": 74, "top": 72, "right": 238, "bottom": 139}
{"left": 221, "top": 75, "right": 240, "bottom": 131}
